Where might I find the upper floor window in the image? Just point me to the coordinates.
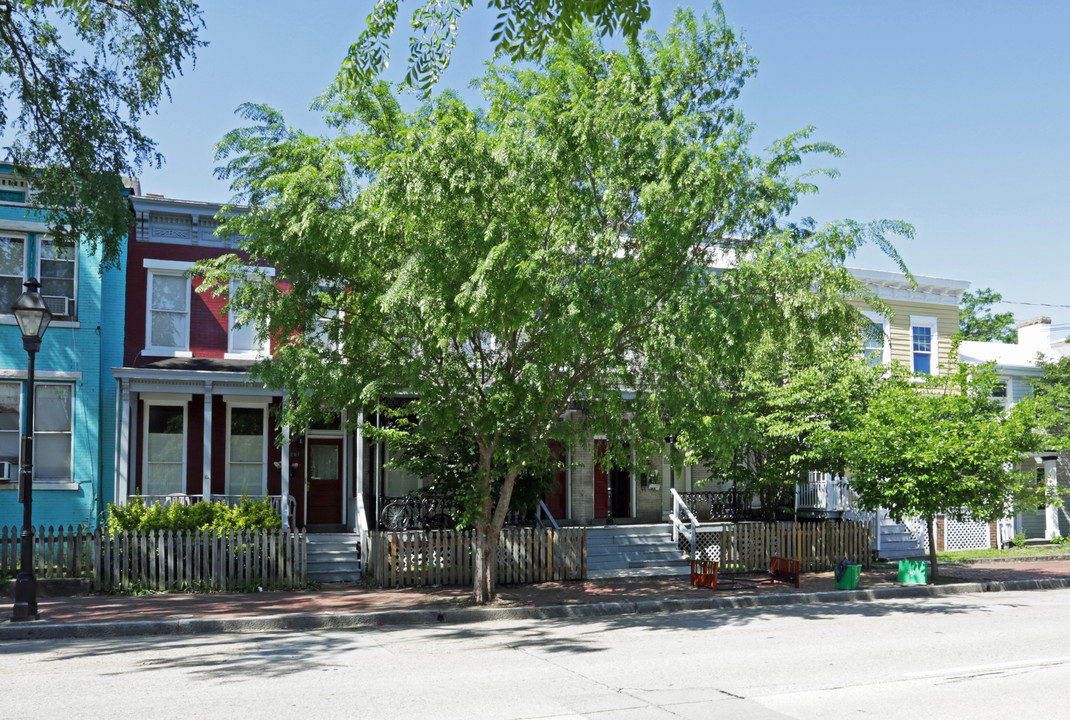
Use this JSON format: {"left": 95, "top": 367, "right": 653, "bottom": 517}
{"left": 226, "top": 279, "right": 269, "bottom": 359}
{"left": 862, "top": 321, "right": 884, "bottom": 366}
{"left": 144, "top": 259, "right": 194, "bottom": 357}
{"left": 38, "top": 239, "right": 76, "bottom": 319}
{"left": 911, "top": 315, "right": 937, "bottom": 376}
{"left": 0, "top": 235, "right": 25, "bottom": 311}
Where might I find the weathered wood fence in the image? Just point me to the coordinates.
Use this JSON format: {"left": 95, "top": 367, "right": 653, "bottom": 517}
{"left": 368, "top": 528, "right": 587, "bottom": 588}
{"left": 690, "top": 521, "right": 871, "bottom": 573}
{"left": 0, "top": 526, "right": 307, "bottom": 591}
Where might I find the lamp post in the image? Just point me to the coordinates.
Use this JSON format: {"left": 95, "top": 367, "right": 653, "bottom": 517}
{"left": 11, "top": 278, "right": 51, "bottom": 622}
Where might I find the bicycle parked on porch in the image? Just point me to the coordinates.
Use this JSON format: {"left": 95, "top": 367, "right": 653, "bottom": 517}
{"left": 379, "top": 490, "right": 454, "bottom": 531}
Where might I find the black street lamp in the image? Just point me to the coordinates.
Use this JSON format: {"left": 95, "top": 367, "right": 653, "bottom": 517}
{"left": 11, "top": 278, "right": 51, "bottom": 622}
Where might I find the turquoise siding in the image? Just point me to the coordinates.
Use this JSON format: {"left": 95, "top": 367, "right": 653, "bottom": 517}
{"left": 0, "top": 180, "right": 120, "bottom": 530}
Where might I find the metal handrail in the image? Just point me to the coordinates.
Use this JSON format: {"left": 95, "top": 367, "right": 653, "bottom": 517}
{"left": 669, "top": 488, "right": 699, "bottom": 557}
{"left": 535, "top": 500, "right": 560, "bottom": 530}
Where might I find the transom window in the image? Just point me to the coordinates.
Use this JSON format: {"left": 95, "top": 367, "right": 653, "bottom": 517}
{"left": 38, "top": 239, "right": 76, "bottom": 319}
{"left": 227, "top": 406, "right": 266, "bottom": 495}
{"left": 143, "top": 404, "right": 186, "bottom": 496}
{"left": 0, "top": 235, "right": 25, "bottom": 311}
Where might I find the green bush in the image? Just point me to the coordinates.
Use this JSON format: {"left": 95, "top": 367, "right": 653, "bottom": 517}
{"left": 107, "top": 496, "right": 282, "bottom": 533}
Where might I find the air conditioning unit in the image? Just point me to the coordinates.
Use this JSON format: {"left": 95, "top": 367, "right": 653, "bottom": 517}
{"left": 0, "top": 461, "right": 11, "bottom": 482}
{"left": 41, "top": 295, "right": 69, "bottom": 318}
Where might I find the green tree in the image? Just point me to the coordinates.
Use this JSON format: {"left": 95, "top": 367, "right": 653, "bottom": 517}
{"left": 200, "top": 9, "right": 908, "bottom": 603}
{"left": 0, "top": 0, "right": 204, "bottom": 268}
{"left": 688, "top": 324, "right": 885, "bottom": 521}
{"left": 1030, "top": 355, "right": 1070, "bottom": 448}
{"left": 340, "top": 0, "right": 650, "bottom": 93}
{"left": 959, "top": 288, "right": 1016, "bottom": 343}
{"left": 830, "top": 363, "right": 1053, "bottom": 582}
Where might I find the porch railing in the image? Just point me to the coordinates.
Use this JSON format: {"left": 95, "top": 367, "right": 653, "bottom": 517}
{"left": 670, "top": 488, "right": 699, "bottom": 557}
{"left": 131, "top": 494, "right": 297, "bottom": 530}
{"left": 795, "top": 473, "right": 863, "bottom": 515}
{"left": 535, "top": 500, "right": 560, "bottom": 530}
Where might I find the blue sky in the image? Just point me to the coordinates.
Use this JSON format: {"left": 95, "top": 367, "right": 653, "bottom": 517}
{"left": 138, "top": 1, "right": 1070, "bottom": 334}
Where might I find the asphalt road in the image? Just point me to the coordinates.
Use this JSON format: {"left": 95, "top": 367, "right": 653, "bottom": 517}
{"left": 5, "top": 588, "right": 1070, "bottom": 719}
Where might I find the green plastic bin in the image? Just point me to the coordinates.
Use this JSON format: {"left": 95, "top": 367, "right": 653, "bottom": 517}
{"left": 897, "top": 559, "right": 929, "bottom": 584}
{"left": 835, "top": 564, "right": 862, "bottom": 590}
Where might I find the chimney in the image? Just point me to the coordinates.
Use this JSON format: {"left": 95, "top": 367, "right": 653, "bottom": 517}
{"left": 1017, "top": 316, "right": 1052, "bottom": 354}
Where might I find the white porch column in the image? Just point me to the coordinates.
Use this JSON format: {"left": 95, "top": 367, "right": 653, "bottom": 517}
{"left": 116, "top": 380, "right": 131, "bottom": 504}
{"left": 281, "top": 421, "right": 291, "bottom": 531}
{"left": 1044, "top": 457, "right": 1059, "bottom": 541}
{"left": 202, "top": 381, "right": 213, "bottom": 501}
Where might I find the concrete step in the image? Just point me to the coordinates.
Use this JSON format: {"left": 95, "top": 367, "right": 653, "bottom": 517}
{"left": 306, "top": 533, "right": 363, "bottom": 582}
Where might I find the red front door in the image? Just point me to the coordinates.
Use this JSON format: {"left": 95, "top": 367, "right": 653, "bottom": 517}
{"left": 594, "top": 440, "right": 609, "bottom": 518}
{"left": 306, "top": 438, "right": 343, "bottom": 524}
{"left": 544, "top": 440, "right": 568, "bottom": 519}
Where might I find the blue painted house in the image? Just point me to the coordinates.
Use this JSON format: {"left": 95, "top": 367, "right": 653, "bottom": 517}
{"left": 0, "top": 166, "right": 131, "bottom": 530}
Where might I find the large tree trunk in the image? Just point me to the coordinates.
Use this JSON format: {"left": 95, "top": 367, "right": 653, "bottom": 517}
{"left": 926, "top": 516, "right": 940, "bottom": 584}
{"left": 471, "top": 442, "right": 520, "bottom": 605}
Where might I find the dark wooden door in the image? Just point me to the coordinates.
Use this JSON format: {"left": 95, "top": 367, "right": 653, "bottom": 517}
{"left": 611, "top": 466, "right": 631, "bottom": 518}
{"left": 544, "top": 440, "right": 568, "bottom": 519}
{"left": 306, "top": 438, "right": 343, "bottom": 524}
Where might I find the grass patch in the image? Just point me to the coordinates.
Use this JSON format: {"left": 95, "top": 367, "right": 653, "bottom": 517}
{"left": 937, "top": 546, "right": 1070, "bottom": 562}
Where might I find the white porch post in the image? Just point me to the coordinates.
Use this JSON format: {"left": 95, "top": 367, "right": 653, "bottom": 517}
{"left": 1044, "top": 457, "right": 1059, "bottom": 541}
{"left": 202, "top": 381, "right": 213, "bottom": 501}
{"left": 281, "top": 422, "right": 291, "bottom": 531}
{"left": 116, "top": 379, "right": 131, "bottom": 504}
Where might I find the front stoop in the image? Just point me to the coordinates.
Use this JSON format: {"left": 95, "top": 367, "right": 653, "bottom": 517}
{"left": 586, "top": 524, "right": 690, "bottom": 579}
{"left": 306, "top": 533, "right": 363, "bottom": 583}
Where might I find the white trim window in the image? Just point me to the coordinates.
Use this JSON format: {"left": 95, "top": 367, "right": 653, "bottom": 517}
{"left": 0, "top": 234, "right": 26, "bottom": 313}
{"left": 862, "top": 312, "right": 890, "bottom": 366}
{"left": 226, "top": 405, "right": 267, "bottom": 495}
{"left": 0, "top": 382, "right": 20, "bottom": 481}
{"left": 226, "top": 278, "right": 271, "bottom": 359}
{"left": 33, "top": 383, "right": 72, "bottom": 483}
{"left": 37, "top": 238, "right": 77, "bottom": 320}
{"left": 142, "top": 402, "right": 187, "bottom": 496}
{"left": 145, "top": 264, "right": 192, "bottom": 356}
{"left": 911, "top": 315, "right": 938, "bottom": 376}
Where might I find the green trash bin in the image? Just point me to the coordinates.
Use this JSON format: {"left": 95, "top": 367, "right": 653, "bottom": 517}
{"left": 898, "top": 559, "right": 929, "bottom": 584}
{"left": 835, "top": 564, "right": 862, "bottom": 590}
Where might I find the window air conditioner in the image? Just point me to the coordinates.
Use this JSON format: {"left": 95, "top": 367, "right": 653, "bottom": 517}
{"left": 41, "top": 295, "right": 69, "bottom": 318}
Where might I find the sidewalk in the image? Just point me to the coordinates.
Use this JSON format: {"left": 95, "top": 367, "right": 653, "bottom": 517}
{"left": 3, "top": 559, "right": 1069, "bottom": 640}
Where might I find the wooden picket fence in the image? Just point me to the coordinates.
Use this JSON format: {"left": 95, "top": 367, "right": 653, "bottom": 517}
{"left": 0, "top": 525, "right": 308, "bottom": 592}
{"left": 690, "top": 521, "right": 871, "bottom": 573}
{"left": 368, "top": 527, "right": 586, "bottom": 589}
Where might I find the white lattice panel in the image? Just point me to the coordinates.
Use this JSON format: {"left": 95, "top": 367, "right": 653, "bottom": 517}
{"left": 944, "top": 517, "right": 991, "bottom": 550}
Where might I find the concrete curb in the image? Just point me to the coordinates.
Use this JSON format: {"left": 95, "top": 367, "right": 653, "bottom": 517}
{"left": 3, "top": 576, "right": 1070, "bottom": 642}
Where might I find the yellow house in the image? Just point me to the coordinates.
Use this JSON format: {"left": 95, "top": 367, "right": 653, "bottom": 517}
{"left": 847, "top": 268, "right": 969, "bottom": 376}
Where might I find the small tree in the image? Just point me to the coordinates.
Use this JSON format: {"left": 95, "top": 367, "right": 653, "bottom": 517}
{"left": 831, "top": 363, "right": 1053, "bottom": 582}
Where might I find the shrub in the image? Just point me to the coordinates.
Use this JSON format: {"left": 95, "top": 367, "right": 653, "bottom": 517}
{"left": 107, "top": 496, "right": 281, "bottom": 533}
{"left": 1011, "top": 531, "right": 1027, "bottom": 549}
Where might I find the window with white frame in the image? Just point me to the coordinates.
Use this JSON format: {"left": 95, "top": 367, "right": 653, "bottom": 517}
{"left": 911, "top": 316, "right": 937, "bottom": 375}
{"left": 34, "top": 384, "right": 72, "bottom": 482}
{"left": 226, "top": 405, "right": 266, "bottom": 495}
{"left": 862, "top": 313, "right": 889, "bottom": 366}
{"left": 0, "top": 234, "right": 25, "bottom": 312}
{"left": 38, "top": 239, "right": 76, "bottom": 319}
{"left": 146, "top": 268, "right": 191, "bottom": 355}
{"left": 226, "top": 279, "right": 270, "bottom": 358}
{"left": 143, "top": 403, "right": 186, "bottom": 496}
{"left": 0, "top": 382, "right": 20, "bottom": 481}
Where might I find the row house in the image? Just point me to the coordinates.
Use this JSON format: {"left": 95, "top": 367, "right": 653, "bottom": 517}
{"left": 960, "top": 316, "right": 1070, "bottom": 542}
{"left": 0, "top": 166, "right": 130, "bottom": 530}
